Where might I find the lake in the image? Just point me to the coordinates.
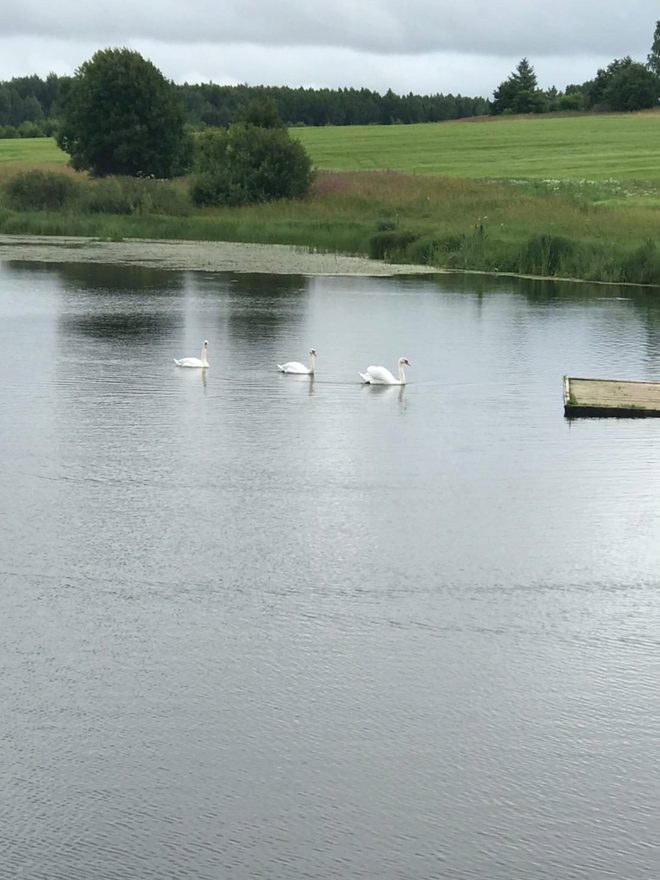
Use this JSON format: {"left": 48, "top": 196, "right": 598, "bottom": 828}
{"left": 1, "top": 260, "right": 659, "bottom": 880}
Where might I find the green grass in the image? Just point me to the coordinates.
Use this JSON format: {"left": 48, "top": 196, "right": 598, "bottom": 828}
{"left": 292, "top": 112, "right": 660, "bottom": 179}
{"left": 0, "top": 137, "right": 68, "bottom": 167}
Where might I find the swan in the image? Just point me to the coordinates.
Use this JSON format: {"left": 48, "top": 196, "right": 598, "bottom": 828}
{"left": 174, "top": 340, "right": 209, "bottom": 368}
{"left": 359, "top": 357, "right": 411, "bottom": 385}
{"left": 277, "top": 349, "right": 316, "bottom": 374}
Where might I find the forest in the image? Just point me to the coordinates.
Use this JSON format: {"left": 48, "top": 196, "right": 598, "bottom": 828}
{"left": 0, "top": 74, "right": 490, "bottom": 139}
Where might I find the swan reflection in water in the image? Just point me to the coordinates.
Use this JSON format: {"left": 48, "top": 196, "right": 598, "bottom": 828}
{"left": 361, "top": 381, "right": 406, "bottom": 405}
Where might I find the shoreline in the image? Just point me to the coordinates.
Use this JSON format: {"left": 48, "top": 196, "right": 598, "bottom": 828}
{"left": 0, "top": 234, "right": 438, "bottom": 277}
{"left": 0, "top": 234, "right": 651, "bottom": 290}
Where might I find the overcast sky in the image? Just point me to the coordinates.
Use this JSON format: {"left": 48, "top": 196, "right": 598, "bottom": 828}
{"left": 2, "top": 1, "right": 658, "bottom": 98}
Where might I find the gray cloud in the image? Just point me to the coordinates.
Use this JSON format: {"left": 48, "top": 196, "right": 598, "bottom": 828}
{"left": 6, "top": 0, "right": 658, "bottom": 57}
{"left": 0, "top": 1, "right": 656, "bottom": 97}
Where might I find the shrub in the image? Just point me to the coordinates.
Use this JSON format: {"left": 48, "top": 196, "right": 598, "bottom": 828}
{"left": 79, "top": 177, "right": 191, "bottom": 216}
{"left": 190, "top": 123, "right": 313, "bottom": 207}
{"left": 3, "top": 171, "right": 192, "bottom": 216}
{"left": 619, "top": 240, "right": 660, "bottom": 285}
{"left": 368, "top": 229, "right": 419, "bottom": 260}
{"left": 437, "top": 233, "right": 465, "bottom": 252}
{"left": 4, "top": 170, "right": 80, "bottom": 211}
{"left": 407, "top": 235, "right": 440, "bottom": 264}
{"left": 17, "top": 121, "right": 44, "bottom": 138}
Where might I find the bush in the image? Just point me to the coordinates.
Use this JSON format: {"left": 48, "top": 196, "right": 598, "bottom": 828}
{"left": 17, "top": 121, "right": 44, "bottom": 138}
{"left": 190, "top": 123, "right": 313, "bottom": 207}
{"left": 368, "top": 229, "right": 419, "bottom": 260}
{"left": 4, "top": 171, "right": 80, "bottom": 211}
{"left": 2, "top": 171, "right": 192, "bottom": 216}
{"left": 437, "top": 233, "right": 465, "bottom": 252}
{"left": 79, "top": 177, "right": 191, "bottom": 216}
{"left": 619, "top": 240, "right": 660, "bottom": 285}
{"left": 407, "top": 235, "right": 441, "bottom": 264}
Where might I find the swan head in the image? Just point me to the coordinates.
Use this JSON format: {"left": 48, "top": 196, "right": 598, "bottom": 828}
{"left": 309, "top": 349, "right": 316, "bottom": 356}
{"left": 203, "top": 340, "right": 208, "bottom": 348}
{"left": 399, "top": 357, "right": 411, "bottom": 366}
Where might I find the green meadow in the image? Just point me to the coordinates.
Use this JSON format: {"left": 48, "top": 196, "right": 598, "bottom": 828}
{"left": 0, "top": 137, "right": 68, "bottom": 171}
{"left": 292, "top": 112, "right": 660, "bottom": 188}
{"left": 1, "top": 112, "right": 660, "bottom": 285}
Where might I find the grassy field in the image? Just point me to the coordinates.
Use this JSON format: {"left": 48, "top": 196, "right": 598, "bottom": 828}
{"left": 1, "top": 114, "right": 660, "bottom": 285}
{"left": 4, "top": 111, "right": 660, "bottom": 184}
{"left": 0, "top": 138, "right": 68, "bottom": 177}
{"left": 292, "top": 112, "right": 660, "bottom": 185}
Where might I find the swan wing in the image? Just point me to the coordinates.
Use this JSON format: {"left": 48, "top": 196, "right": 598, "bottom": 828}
{"left": 278, "top": 361, "right": 308, "bottom": 374}
{"left": 363, "top": 365, "right": 396, "bottom": 384}
{"left": 175, "top": 357, "right": 206, "bottom": 368}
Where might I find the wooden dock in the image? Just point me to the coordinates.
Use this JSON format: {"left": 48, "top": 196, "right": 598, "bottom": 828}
{"left": 564, "top": 376, "right": 660, "bottom": 418}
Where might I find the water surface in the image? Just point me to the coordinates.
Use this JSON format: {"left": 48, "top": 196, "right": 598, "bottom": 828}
{"left": 1, "top": 261, "right": 659, "bottom": 879}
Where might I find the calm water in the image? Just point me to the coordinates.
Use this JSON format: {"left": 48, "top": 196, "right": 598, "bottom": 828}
{"left": 1, "top": 260, "right": 659, "bottom": 880}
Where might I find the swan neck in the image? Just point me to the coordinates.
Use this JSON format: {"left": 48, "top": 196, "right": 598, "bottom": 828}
{"left": 398, "top": 363, "right": 406, "bottom": 384}
{"left": 309, "top": 353, "right": 316, "bottom": 373}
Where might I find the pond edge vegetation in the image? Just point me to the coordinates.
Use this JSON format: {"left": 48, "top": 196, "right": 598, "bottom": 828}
{"left": 2, "top": 165, "right": 660, "bottom": 289}
{"left": 1, "top": 44, "right": 660, "bottom": 289}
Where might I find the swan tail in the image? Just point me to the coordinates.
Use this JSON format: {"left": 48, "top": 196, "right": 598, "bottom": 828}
{"left": 173, "top": 358, "right": 181, "bottom": 366}
{"left": 277, "top": 364, "right": 285, "bottom": 372}
{"left": 359, "top": 372, "right": 370, "bottom": 383}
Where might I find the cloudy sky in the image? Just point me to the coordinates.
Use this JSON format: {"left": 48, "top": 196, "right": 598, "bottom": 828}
{"left": 2, "top": 1, "right": 658, "bottom": 98}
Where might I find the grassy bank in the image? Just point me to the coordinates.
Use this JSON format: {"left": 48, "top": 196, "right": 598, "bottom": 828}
{"left": 1, "top": 114, "right": 660, "bottom": 286}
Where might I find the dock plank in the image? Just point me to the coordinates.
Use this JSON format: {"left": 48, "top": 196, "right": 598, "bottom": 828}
{"left": 564, "top": 377, "right": 660, "bottom": 417}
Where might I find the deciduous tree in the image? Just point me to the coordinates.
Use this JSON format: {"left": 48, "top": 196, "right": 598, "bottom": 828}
{"left": 57, "top": 48, "right": 189, "bottom": 178}
{"left": 604, "top": 62, "right": 658, "bottom": 111}
{"left": 647, "top": 20, "right": 660, "bottom": 77}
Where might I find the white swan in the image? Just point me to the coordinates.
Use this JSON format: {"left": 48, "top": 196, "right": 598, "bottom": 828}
{"left": 359, "top": 357, "right": 410, "bottom": 385}
{"left": 277, "top": 349, "right": 316, "bottom": 374}
{"left": 174, "top": 340, "right": 209, "bottom": 369}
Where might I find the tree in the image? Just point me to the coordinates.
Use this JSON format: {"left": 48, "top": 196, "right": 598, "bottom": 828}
{"left": 236, "top": 97, "right": 285, "bottom": 129}
{"left": 584, "top": 57, "right": 633, "bottom": 109}
{"left": 604, "top": 62, "right": 658, "bottom": 111}
{"left": 491, "top": 58, "right": 544, "bottom": 114}
{"left": 647, "top": 20, "right": 660, "bottom": 77}
{"left": 56, "top": 48, "right": 189, "bottom": 177}
{"left": 190, "top": 122, "right": 313, "bottom": 206}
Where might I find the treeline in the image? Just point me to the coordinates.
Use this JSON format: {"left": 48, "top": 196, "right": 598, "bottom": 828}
{"left": 491, "top": 23, "right": 660, "bottom": 115}
{"left": 0, "top": 74, "right": 490, "bottom": 139}
{"left": 177, "top": 83, "right": 489, "bottom": 127}
{"left": 0, "top": 74, "right": 61, "bottom": 137}
{"left": 491, "top": 56, "right": 660, "bottom": 115}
